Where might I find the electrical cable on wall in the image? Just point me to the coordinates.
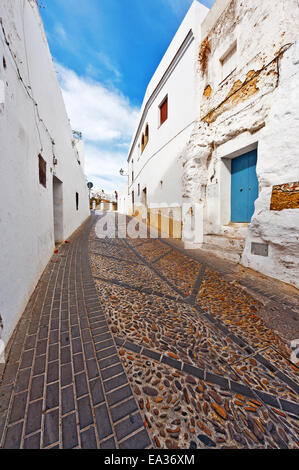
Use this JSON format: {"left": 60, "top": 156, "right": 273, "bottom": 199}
{"left": 0, "top": 2, "right": 82, "bottom": 170}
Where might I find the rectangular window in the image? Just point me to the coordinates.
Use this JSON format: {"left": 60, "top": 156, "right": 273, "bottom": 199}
{"left": 221, "top": 43, "right": 237, "bottom": 80}
{"left": 76, "top": 192, "right": 79, "bottom": 211}
{"left": 138, "top": 184, "right": 140, "bottom": 196}
{"left": 38, "top": 154, "right": 47, "bottom": 188}
{"left": 159, "top": 96, "right": 168, "bottom": 126}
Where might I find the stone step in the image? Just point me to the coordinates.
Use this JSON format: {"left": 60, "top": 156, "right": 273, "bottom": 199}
{"left": 200, "top": 242, "right": 243, "bottom": 263}
{"left": 203, "top": 234, "right": 245, "bottom": 251}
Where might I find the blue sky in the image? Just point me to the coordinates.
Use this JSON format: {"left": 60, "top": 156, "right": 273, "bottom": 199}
{"left": 40, "top": 0, "right": 215, "bottom": 193}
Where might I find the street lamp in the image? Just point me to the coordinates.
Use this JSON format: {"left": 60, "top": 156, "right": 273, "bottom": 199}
{"left": 119, "top": 168, "right": 129, "bottom": 196}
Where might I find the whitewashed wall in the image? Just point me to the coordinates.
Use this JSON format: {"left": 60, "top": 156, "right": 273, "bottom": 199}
{"left": 181, "top": 0, "right": 299, "bottom": 287}
{"left": 127, "top": 1, "right": 209, "bottom": 212}
{"left": 0, "top": 0, "right": 90, "bottom": 345}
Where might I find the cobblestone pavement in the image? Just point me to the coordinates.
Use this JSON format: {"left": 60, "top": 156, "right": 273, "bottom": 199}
{"left": 90, "top": 214, "right": 299, "bottom": 449}
{"left": 0, "top": 213, "right": 298, "bottom": 449}
{"left": 0, "top": 217, "right": 150, "bottom": 449}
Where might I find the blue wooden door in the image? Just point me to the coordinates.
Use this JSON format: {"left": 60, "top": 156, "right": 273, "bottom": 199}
{"left": 231, "top": 150, "right": 258, "bottom": 223}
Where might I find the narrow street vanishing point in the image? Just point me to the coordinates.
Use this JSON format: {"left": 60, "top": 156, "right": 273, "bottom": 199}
{"left": 0, "top": 213, "right": 298, "bottom": 449}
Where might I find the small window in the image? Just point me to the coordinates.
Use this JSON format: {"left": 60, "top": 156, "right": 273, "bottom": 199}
{"left": 141, "top": 134, "right": 145, "bottom": 153}
{"left": 38, "top": 154, "right": 46, "bottom": 188}
{"left": 138, "top": 184, "right": 140, "bottom": 196}
{"left": 131, "top": 160, "right": 134, "bottom": 183}
{"left": 220, "top": 43, "right": 237, "bottom": 80}
{"left": 76, "top": 192, "right": 79, "bottom": 211}
{"left": 159, "top": 96, "right": 168, "bottom": 126}
{"left": 144, "top": 124, "right": 149, "bottom": 147}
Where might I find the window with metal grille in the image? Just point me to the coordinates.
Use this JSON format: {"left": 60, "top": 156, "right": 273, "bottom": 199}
{"left": 38, "top": 154, "right": 46, "bottom": 188}
{"left": 159, "top": 96, "right": 168, "bottom": 126}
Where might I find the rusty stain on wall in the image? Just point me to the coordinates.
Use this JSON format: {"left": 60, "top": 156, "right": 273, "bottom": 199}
{"left": 202, "top": 69, "right": 262, "bottom": 123}
{"left": 270, "top": 182, "right": 299, "bottom": 211}
{"left": 203, "top": 85, "right": 212, "bottom": 99}
{"left": 198, "top": 37, "right": 211, "bottom": 75}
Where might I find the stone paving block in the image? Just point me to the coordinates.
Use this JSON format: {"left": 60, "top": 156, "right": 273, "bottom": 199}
{"left": 80, "top": 426, "right": 98, "bottom": 449}
{"left": 77, "top": 396, "right": 93, "bottom": 429}
{"left": 36, "top": 339, "right": 47, "bottom": 357}
{"left": 93, "top": 332, "right": 112, "bottom": 344}
{"left": 72, "top": 337, "right": 83, "bottom": 354}
{"left": 89, "top": 378, "right": 105, "bottom": 406}
{"left": 94, "top": 403, "right": 112, "bottom": 440}
{"left": 161, "top": 355, "right": 181, "bottom": 370}
{"left": 24, "top": 335, "right": 36, "bottom": 351}
{"left": 75, "top": 372, "right": 89, "bottom": 398}
{"left": 0, "top": 385, "right": 13, "bottom": 413}
{"left": 3, "top": 421, "right": 23, "bottom": 449}
{"left": 25, "top": 399, "right": 43, "bottom": 436}
{"left": 102, "top": 363, "right": 124, "bottom": 381}
{"left": 47, "top": 361, "right": 59, "bottom": 384}
{"left": 62, "top": 385, "right": 75, "bottom": 415}
{"left": 24, "top": 432, "right": 41, "bottom": 449}
{"left": 104, "top": 374, "right": 128, "bottom": 393}
{"left": 62, "top": 412, "right": 78, "bottom": 449}
{"left": 61, "top": 363, "right": 73, "bottom": 387}
{"left": 205, "top": 372, "right": 229, "bottom": 390}
{"left": 111, "top": 398, "right": 138, "bottom": 423}
{"left": 107, "top": 384, "right": 132, "bottom": 407}
{"left": 33, "top": 355, "right": 46, "bottom": 376}
{"left": 280, "top": 399, "right": 299, "bottom": 416}
{"left": 46, "top": 382, "right": 59, "bottom": 411}
{"left": 60, "top": 332, "right": 70, "bottom": 347}
{"left": 9, "top": 391, "right": 28, "bottom": 424}
{"left": 182, "top": 363, "right": 204, "bottom": 379}
{"left": 20, "top": 349, "right": 34, "bottom": 370}
{"left": 48, "top": 344, "right": 59, "bottom": 362}
{"left": 119, "top": 429, "right": 151, "bottom": 449}
{"left": 100, "top": 436, "right": 116, "bottom": 449}
{"left": 86, "top": 359, "right": 100, "bottom": 380}
{"left": 115, "top": 413, "right": 143, "bottom": 441}
{"left": 73, "top": 353, "right": 84, "bottom": 373}
{"left": 83, "top": 342, "right": 95, "bottom": 360}
{"left": 61, "top": 346, "right": 71, "bottom": 365}
{"left": 96, "top": 346, "right": 117, "bottom": 360}
{"left": 95, "top": 339, "right": 114, "bottom": 352}
{"left": 256, "top": 390, "right": 280, "bottom": 408}
{"left": 142, "top": 348, "right": 161, "bottom": 361}
{"left": 98, "top": 355, "right": 120, "bottom": 370}
{"left": 30, "top": 375, "right": 44, "bottom": 401}
{"left": 15, "top": 369, "right": 31, "bottom": 393}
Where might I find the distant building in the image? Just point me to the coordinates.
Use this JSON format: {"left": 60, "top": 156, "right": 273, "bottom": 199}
{"left": 126, "top": 0, "right": 299, "bottom": 288}
{"left": 0, "top": 0, "right": 90, "bottom": 345}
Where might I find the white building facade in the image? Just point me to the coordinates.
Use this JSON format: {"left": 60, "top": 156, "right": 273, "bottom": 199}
{"left": 127, "top": 0, "right": 299, "bottom": 289}
{"left": 0, "top": 0, "right": 90, "bottom": 346}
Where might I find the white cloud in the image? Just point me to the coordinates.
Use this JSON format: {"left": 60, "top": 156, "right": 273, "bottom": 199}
{"left": 84, "top": 143, "right": 128, "bottom": 192}
{"left": 56, "top": 63, "right": 139, "bottom": 144}
{"left": 55, "top": 64, "right": 137, "bottom": 193}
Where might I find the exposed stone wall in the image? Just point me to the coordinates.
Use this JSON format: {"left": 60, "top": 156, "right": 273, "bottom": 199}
{"left": 180, "top": 0, "right": 299, "bottom": 287}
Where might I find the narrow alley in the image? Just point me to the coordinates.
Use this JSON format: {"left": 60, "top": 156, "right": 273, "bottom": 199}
{"left": 0, "top": 213, "right": 298, "bottom": 449}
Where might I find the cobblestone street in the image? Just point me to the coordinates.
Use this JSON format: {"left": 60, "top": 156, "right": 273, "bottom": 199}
{"left": 0, "top": 213, "right": 298, "bottom": 449}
